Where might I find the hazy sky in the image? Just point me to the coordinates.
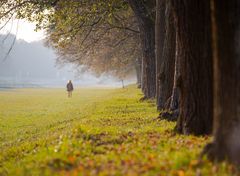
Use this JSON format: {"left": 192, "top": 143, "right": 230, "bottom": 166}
{"left": 0, "top": 19, "right": 44, "bottom": 42}
{"left": 0, "top": 19, "right": 135, "bottom": 87}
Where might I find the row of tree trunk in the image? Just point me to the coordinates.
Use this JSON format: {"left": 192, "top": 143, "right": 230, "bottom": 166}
{"left": 129, "top": 0, "right": 240, "bottom": 165}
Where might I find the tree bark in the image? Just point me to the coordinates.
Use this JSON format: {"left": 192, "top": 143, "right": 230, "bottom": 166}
{"left": 156, "top": 0, "right": 176, "bottom": 110}
{"left": 169, "top": 45, "right": 180, "bottom": 111}
{"left": 169, "top": 23, "right": 180, "bottom": 111}
{"left": 135, "top": 57, "right": 142, "bottom": 88}
{"left": 203, "top": 0, "right": 240, "bottom": 164}
{"left": 128, "top": 0, "right": 156, "bottom": 99}
{"left": 172, "top": 0, "right": 213, "bottom": 135}
{"left": 155, "top": 0, "right": 166, "bottom": 109}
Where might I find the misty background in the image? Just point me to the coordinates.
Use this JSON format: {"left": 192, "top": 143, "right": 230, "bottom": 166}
{"left": 0, "top": 34, "right": 135, "bottom": 88}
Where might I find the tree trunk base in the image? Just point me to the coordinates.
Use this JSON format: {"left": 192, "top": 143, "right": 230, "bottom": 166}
{"left": 201, "top": 143, "right": 217, "bottom": 162}
{"left": 164, "top": 96, "right": 172, "bottom": 110}
{"left": 158, "top": 109, "right": 179, "bottom": 122}
{"left": 139, "top": 96, "right": 148, "bottom": 102}
{"left": 201, "top": 142, "right": 231, "bottom": 164}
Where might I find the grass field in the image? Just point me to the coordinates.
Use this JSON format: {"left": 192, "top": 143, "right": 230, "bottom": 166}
{"left": 0, "top": 86, "right": 236, "bottom": 176}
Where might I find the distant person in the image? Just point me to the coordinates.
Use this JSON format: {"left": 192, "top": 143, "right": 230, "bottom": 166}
{"left": 66, "top": 80, "right": 74, "bottom": 98}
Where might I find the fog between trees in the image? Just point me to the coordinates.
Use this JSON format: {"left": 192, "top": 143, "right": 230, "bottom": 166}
{"left": 0, "top": 0, "right": 239, "bottom": 165}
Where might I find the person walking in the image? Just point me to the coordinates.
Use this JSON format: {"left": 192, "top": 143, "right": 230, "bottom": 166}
{"left": 66, "top": 80, "right": 74, "bottom": 98}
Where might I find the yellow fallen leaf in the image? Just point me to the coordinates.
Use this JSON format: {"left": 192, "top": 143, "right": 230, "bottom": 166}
{"left": 190, "top": 159, "right": 199, "bottom": 167}
{"left": 178, "top": 170, "right": 185, "bottom": 176}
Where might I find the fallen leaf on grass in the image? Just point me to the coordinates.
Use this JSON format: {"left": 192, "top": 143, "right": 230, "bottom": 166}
{"left": 177, "top": 170, "right": 185, "bottom": 176}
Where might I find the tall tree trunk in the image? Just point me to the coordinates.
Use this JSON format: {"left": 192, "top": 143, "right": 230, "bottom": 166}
{"left": 204, "top": 0, "right": 240, "bottom": 164}
{"left": 121, "top": 79, "right": 125, "bottom": 89}
{"left": 128, "top": 0, "right": 156, "bottom": 99}
{"left": 141, "top": 54, "right": 145, "bottom": 92}
{"left": 169, "top": 37, "right": 180, "bottom": 111}
{"left": 169, "top": 22, "right": 180, "bottom": 111}
{"left": 156, "top": 0, "right": 176, "bottom": 110}
{"left": 135, "top": 57, "right": 142, "bottom": 88}
{"left": 155, "top": 0, "right": 166, "bottom": 109}
{"left": 172, "top": 0, "right": 213, "bottom": 135}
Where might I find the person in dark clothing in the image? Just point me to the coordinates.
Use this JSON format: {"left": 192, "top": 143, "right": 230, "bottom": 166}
{"left": 66, "top": 80, "right": 74, "bottom": 98}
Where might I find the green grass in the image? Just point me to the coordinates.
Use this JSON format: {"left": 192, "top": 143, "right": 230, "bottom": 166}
{"left": 0, "top": 85, "right": 236, "bottom": 175}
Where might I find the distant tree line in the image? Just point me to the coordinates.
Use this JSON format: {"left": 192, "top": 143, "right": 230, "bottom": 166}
{"left": 0, "top": 0, "right": 239, "bottom": 165}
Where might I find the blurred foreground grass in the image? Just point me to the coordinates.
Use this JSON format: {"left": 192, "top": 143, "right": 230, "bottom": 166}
{"left": 0, "top": 86, "right": 236, "bottom": 175}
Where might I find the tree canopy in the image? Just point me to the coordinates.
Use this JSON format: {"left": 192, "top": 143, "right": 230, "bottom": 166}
{"left": 1, "top": 0, "right": 140, "bottom": 79}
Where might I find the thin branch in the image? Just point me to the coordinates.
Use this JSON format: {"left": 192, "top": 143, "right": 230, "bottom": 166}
{"left": 1, "top": 20, "right": 19, "bottom": 63}
{"left": 107, "top": 22, "right": 139, "bottom": 33}
{"left": 80, "top": 17, "right": 102, "bottom": 46}
{"left": 0, "top": 13, "right": 14, "bottom": 31}
{"left": 0, "top": 1, "right": 37, "bottom": 19}
{"left": 1, "top": 17, "right": 14, "bottom": 44}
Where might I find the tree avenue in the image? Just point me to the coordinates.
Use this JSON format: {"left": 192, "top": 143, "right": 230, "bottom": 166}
{"left": 0, "top": 0, "right": 239, "bottom": 165}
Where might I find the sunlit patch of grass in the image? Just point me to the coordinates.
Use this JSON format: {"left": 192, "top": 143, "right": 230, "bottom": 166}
{"left": 0, "top": 85, "right": 237, "bottom": 176}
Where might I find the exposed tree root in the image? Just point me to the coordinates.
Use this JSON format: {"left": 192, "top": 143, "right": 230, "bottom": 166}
{"left": 139, "top": 96, "right": 148, "bottom": 102}
{"left": 200, "top": 142, "right": 216, "bottom": 161}
{"left": 158, "top": 109, "right": 179, "bottom": 122}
